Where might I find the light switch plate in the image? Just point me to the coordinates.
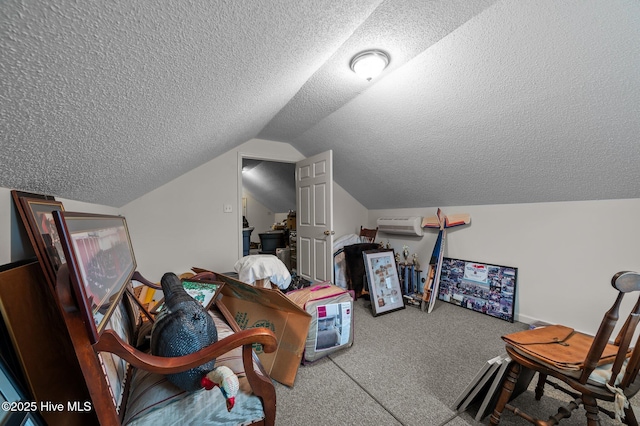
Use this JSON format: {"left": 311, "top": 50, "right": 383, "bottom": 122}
{"left": 223, "top": 204, "right": 233, "bottom": 213}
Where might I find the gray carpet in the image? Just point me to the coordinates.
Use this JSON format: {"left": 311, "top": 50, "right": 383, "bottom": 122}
{"left": 274, "top": 298, "right": 635, "bottom": 425}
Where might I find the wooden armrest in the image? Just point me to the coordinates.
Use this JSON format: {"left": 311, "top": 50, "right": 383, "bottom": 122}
{"left": 131, "top": 271, "right": 162, "bottom": 290}
{"left": 214, "top": 299, "right": 276, "bottom": 425}
{"left": 93, "top": 327, "right": 277, "bottom": 375}
{"left": 190, "top": 267, "right": 218, "bottom": 281}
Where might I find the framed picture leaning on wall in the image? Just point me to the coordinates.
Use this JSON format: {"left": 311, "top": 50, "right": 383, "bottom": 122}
{"left": 11, "top": 190, "right": 65, "bottom": 291}
{"left": 52, "top": 211, "right": 136, "bottom": 343}
{"left": 438, "top": 257, "right": 517, "bottom": 322}
{"left": 363, "top": 249, "right": 405, "bottom": 316}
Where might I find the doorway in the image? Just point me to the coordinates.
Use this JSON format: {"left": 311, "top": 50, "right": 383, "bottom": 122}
{"left": 239, "top": 157, "right": 296, "bottom": 266}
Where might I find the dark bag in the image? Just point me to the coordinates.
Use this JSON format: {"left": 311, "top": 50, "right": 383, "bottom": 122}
{"left": 343, "top": 243, "right": 379, "bottom": 298}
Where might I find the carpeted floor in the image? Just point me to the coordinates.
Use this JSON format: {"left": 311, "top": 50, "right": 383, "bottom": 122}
{"left": 274, "top": 298, "right": 635, "bottom": 425}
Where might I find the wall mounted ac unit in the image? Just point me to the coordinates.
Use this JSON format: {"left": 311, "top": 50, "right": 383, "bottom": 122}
{"left": 376, "top": 216, "right": 423, "bottom": 236}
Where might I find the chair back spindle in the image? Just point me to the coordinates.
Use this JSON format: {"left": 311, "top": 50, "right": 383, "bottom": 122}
{"left": 579, "top": 293, "right": 622, "bottom": 383}
{"left": 359, "top": 226, "right": 378, "bottom": 243}
{"left": 491, "top": 270, "right": 640, "bottom": 426}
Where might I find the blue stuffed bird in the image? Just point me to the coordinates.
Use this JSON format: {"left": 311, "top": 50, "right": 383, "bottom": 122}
{"left": 150, "top": 272, "right": 218, "bottom": 391}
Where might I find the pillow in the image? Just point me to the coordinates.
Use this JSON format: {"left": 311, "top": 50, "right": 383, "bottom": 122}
{"left": 588, "top": 358, "right": 628, "bottom": 386}
{"left": 123, "top": 309, "right": 263, "bottom": 425}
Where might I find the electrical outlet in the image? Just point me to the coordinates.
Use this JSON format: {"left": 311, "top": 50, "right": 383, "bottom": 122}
{"left": 223, "top": 204, "right": 233, "bottom": 213}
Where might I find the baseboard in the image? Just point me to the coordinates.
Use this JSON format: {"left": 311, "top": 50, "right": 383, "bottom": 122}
{"left": 514, "top": 312, "right": 538, "bottom": 325}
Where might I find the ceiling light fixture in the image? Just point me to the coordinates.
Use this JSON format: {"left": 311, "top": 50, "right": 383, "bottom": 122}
{"left": 350, "top": 50, "right": 390, "bottom": 81}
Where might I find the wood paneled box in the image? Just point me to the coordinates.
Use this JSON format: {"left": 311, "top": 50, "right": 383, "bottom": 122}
{"left": 0, "top": 259, "right": 96, "bottom": 426}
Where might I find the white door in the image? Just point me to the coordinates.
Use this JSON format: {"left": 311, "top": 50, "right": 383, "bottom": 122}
{"left": 296, "top": 150, "right": 334, "bottom": 283}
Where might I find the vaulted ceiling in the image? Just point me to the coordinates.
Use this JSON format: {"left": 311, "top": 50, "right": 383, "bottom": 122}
{"left": 1, "top": 1, "right": 639, "bottom": 208}
{"left": 242, "top": 159, "right": 295, "bottom": 214}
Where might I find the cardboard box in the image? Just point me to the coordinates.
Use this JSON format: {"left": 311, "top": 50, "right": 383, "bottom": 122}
{"left": 286, "top": 216, "right": 296, "bottom": 230}
{"left": 286, "top": 283, "right": 355, "bottom": 363}
{"left": 213, "top": 272, "right": 311, "bottom": 387}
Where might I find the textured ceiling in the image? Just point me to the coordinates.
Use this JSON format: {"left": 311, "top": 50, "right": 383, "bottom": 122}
{"left": 1, "top": 0, "right": 639, "bottom": 209}
{"left": 242, "top": 159, "right": 295, "bottom": 214}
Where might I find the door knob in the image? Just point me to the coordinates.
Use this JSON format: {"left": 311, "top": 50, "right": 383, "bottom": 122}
{"left": 324, "top": 230, "right": 335, "bottom": 236}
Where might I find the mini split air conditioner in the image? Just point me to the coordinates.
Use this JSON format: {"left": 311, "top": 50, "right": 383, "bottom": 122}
{"left": 376, "top": 216, "right": 423, "bottom": 236}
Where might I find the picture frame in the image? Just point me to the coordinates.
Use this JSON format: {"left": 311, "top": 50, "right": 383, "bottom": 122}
{"left": 150, "top": 279, "right": 222, "bottom": 314}
{"left": 10, "top": 190, "right": 65, "bottom": 291}
{"left": 52, "top": 211, "right": 136, "bottom": 343}
{"left": 363, "top": 249, "right": 405, "bottom": 316}
{"left": 438, "top": 257, "right": 517, "bottom": 322}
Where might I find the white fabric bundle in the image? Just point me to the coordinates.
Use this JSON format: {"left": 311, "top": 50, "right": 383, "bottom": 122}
{"left": 233, "top": 255, "right": 291, "bottom": 290}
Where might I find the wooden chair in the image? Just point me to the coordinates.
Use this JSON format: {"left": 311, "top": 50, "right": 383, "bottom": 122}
{"left": 490, "top": 271, "right": 640, "bottom": 426}
{"left": 359, "top": 226, "right": 378, "bottom": 243}
{"left": 53, "top": 211, "right": 278, "bottom": 426}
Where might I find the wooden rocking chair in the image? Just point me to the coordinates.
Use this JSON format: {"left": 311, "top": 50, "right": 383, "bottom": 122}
{"left": 490, "top": 271, "right": 640, "bottom": 425}
{"left": 52, "top": 211, "right": 278, "bottom": 426}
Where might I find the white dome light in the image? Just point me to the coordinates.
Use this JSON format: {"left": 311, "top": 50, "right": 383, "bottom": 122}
{"left": 350, "top": 50, "right": 390, "bottom": 81}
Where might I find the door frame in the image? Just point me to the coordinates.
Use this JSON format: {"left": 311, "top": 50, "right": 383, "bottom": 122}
{"left": 236, "top": 152, "right": 298, "bottom": 259}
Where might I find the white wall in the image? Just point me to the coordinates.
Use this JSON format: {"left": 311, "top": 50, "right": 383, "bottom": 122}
{"left": 122, "top": 139, "right": 274, "bottom": 281}
{"left": 0, "top": 140, "right": 367, "bottom": 284}
{"left": 120, "top": 139, "right": 368, "bottom": 281}
{"left": 243, "top": 192, "right": 291, "bottom": 241}
{"left": 120, "top": 139, "right": 305, "bottom": 280}
{"left": 1, "top": 188, "right": 16, "bottom": 265}
{"left": 369, "top": 199, "right": 640, "bottom": 334}
{"left": 58, "top": 197, "right": 121, "bottom": 215}
{"left": 242, "top": 191, "right": 274, "bottom": 243}
{"left": 333, "top": 183, "right": 368, "bottom": 240}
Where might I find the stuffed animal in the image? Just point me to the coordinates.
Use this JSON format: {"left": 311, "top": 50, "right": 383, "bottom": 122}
{"left": 150, "top": 272, "right": 218, "bottom": 391}
{"left": 201, "top": 365, "right": 240, "bottom": 411}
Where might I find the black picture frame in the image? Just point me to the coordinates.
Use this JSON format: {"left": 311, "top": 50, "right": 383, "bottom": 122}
{"left": 53, "top": 211, "right": 136, "bottom": 343}
{"left": 438, "top": 257, "right": 517, "bottom": 322}
{"left": 363, "top": 249, "right": 405, "bottom": 316}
